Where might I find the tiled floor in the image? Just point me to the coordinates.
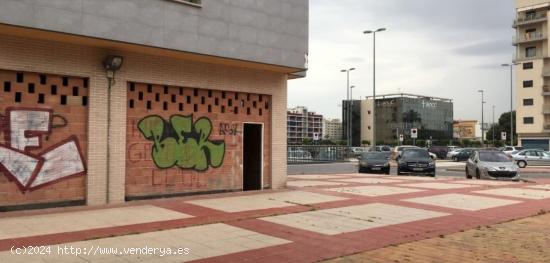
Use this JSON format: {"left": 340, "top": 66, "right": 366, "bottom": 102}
{"left": 404, "top": 194, "right": 522, "bottom": 211}
{"left": 287, "top": 180, "right": 349, "bottom": 187}
{"left": 0, "top": 205, "right": 191, "bottom": 240}
{"left": 0, "top": 223, "right": 290, "bottom": 262}
{"left": 327, "top": 185, "right": 424, "bottom": 197}
{"left": 474, "top": 188, "right": 550, "bottom": 200}
{"left": 333, "top": 178, "right": 403, "bottom": 184}
{"left": 260, "top": 203, "right": 449, "bottom": 235}
{"left": 287, "top": 175, "right": 348, "bottom": 180}
{"left": 398, "top": 182, "right": 479, "bottom": 190}
{"left": 186, "top": 191, "right": 346, "bottom": 212}
{"left": 2, "top": 174, "right": 550, "bottom": 263}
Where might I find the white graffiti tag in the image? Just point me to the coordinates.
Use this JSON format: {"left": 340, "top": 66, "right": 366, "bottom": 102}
{"left": 0, "top": 109, "right": 86, "bottom": 191}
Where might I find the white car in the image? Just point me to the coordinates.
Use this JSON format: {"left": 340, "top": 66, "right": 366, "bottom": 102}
{"left": 446, "top": 148, "right": 463, "bottom": 159}
{"left": 502, "top": 146, "right": 524, "bottom": 156}
{"left": 511, "top": 149, "right": 550, "bottom": 168}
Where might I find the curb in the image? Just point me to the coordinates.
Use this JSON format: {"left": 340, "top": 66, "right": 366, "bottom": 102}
{"left": 446, "top": 168, "right": 550, "bottom": 174}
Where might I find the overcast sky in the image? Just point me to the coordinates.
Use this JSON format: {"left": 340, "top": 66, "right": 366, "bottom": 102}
{"left": 288, "top": 0, "right": 516, "bottom": 122}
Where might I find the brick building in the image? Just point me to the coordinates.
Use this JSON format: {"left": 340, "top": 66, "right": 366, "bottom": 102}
{"left": 0, "top": 0, "right": 308, "bottom": 210}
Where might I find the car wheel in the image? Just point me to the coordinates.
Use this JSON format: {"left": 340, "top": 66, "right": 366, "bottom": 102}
{"left": 517, "top": 161, "right": 527, "bottom": 168}
{"left": 475, "top": 169, "right": 481, "bottom": 179}
{"left": 397, "top": 169, "right": 402, "bottom": 175}
{"left": 453, "top": 157, "right": 458, "bottom": 162}
{"left": 466, "top": 167, "right": 472, "bottom": 179}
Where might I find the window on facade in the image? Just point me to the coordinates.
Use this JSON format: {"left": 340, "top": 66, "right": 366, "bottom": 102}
{"left": 523, "top": 98, "right": 534, "bottom": 106}
{"left": 523, "top": 117, "right": 534, "bottom": 124}
{"left": 523, "top": 80, "right": 533, "bottom": 88}
{"left": 523, "top": 62, "right": 533, "bottom": 70}
{"left": 526, "top": 46, "right": 537, "bottom": 57}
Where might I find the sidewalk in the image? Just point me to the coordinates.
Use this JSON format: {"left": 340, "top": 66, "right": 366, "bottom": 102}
{"left": 1, "top": 174, "right": 550, "bottom": 262}
{"left": 326, "top": 211, "right": 550, "bottom": 263}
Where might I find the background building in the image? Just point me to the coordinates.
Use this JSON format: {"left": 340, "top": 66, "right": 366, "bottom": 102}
{"left": 322, "top": 118, "right": 343, "bottom": 141}
{"left": 361, "top": 93, "right": 454, "bottom": 145}
{"left": 342, "top": 100, "right": 362, "bottom": 146}
{"left": 453, "top": 120, "right": 482, "bottom": 140}
{"left": 513, "top": 0, "right": 550, "bottom": 150}
{"left": 0, "top": 0, "right": 308, "bottom": 210}
{"left": 287, "top": 106, "right": 323, "bottom": 144}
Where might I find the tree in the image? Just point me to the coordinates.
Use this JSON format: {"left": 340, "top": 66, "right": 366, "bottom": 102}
{"left": 486, "top": 111, "right": 517, "bottom": 145}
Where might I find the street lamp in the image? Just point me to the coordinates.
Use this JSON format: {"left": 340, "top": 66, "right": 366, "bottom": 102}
{"left": 341, "top": 68, "right": 356, "bottom": 146}
{"left": 364, "top": 28, "right": 386, "bottom": 148}
{"left": 501, "top": 63, "right": 519, "bottom": 146}
{"left": 478, "top": 90, "right": 485, "bottom": 147}
{"left": 492, "top": 105, "right": 496, "bottom": 146}
{"left": 350, "top": 85, "right": 355, "bottom": 146}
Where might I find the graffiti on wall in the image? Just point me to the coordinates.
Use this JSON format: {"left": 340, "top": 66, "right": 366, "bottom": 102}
{"left": 0, "top": 108, "right": 86, "bottom": 191}
{"left": 219, "top": 122, "right": 241, "bottom": 136}
{"left": 138, "top": 115, "right": 225, "bottom": 171}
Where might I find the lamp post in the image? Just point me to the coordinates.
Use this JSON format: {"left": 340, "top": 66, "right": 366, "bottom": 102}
{"left": 493, "top": 105, "right": 495, "bottom": 147}
{"left": 501, "top": 63, "right": 519, "bottom": 146}
{"left": 350, "top": 85, "right": 355, "bottom": 146}
{"left": 364, "top": 28, "right": 386, "bottom": 148}
{"left": 341, "top": 68, "right": 355, "bottom": 146}
{"left": 478, "top": 90, "right": 485, "bottom": 148}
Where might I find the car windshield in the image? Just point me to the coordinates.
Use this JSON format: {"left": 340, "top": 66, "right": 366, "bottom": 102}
{"left": 362, "top": 152, "right": 387, "bottom": 160}
{"left": 515, "top": 147, "right": 524, "bottom": 151}
{"left": 402, "top": 150, "right": 430, "bottom": 159}
{"left": 479, "top": 152, "right": 511, "bottom": 162}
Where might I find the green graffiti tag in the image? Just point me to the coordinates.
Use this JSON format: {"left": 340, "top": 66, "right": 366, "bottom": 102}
{"left": 137, "top": 115, "right": 225, "bottom": 171}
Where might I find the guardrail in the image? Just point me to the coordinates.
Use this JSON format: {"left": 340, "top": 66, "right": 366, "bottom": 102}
{"left": 287, "top": 145, "right": 364, "bottom": 164}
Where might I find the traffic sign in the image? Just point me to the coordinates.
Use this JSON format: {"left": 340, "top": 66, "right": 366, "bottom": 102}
{"left": 411, "top": 128, "right": 418, "bottom": 139}
{"left": 501, "top": 132, "right": 507, "bottom": 141}
{"left": 399, "top": 134, "right": 404, "bottom": 142}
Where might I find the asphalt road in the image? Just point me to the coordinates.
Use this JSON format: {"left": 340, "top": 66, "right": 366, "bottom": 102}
{"left": 288, "top": 162, "right": 550, "bottom": 179}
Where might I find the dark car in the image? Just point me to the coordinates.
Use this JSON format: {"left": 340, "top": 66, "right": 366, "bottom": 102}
{"left": 358, "top": 152, "right": 391, "bottom": 174}
{"left": 452, "top": 148, "right": 474, "bottom": 162}
{"left": 397, "top": 148, "right": 436, "bottom": 176}
{"left": 428, "top": 146, "right": 449, "bottom": 160}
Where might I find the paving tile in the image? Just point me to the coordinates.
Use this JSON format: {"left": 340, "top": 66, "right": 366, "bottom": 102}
{"left": 399, "top": 183, "right": 479, "bottom": 190}
{"left": 474, "top": 188, "right": 550, "bottom": 200}
{"left": 327, "top": 185, "right": 424, "bottom": 197}
{"left": 187, "top": 191, "right": 346, "bottom": 212}
{"left": 287, "top": 180, "right": 349, "bottom": 187}
{"left": 527, "top": 184, "right": 550, "bottom": 190}
{"left": 333, "top": 178, "right": 403, "bottom": 184}
{"left": 451, "top": 180, "right": 521, "bottom": 186}
{"left": 0, "top": 223, "right": 290, "bottom": 263}
{"left": 0, "top": 205, "right": 191, "bottom": 240}
{"left": 260, "top": 203, "right": 449, "bottom": 235}
{"left": 386, "top": 176, "right": 441, "bottom": 181}
{"left": 404, "top": 194, "right": 521, "bottom": 211}
{"left": 287, "top": 175, "right": 348, "bottom": 180}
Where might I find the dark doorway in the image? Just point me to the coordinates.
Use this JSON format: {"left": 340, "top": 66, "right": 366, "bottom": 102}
{"left": 243, "top": 123, "right": 262, "bottom": 191}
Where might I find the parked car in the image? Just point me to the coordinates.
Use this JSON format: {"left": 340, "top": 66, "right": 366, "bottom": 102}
{"left": 288, "top": 149, "right": 312, "bottom": 161}
{"left": 351, "top": 147, "right": 368, "bottom": 158}
{"left": 358, "top": 152, "right": 391, "bottom": 174}
{"left": 465, "top": 150, "right": 520, "bottom": 180}
{"left": 447, "top": 146, "right": 460, "bottom": 151}
{"left": 502, "top": 146, "right": 524, "bottom": 156}
{"left": 392, "top": 145, "right": 420, "bottom": 160}
{"left": 452, "top": 148, "right": 474, "bottom": 162}
{"left": 370, "top": 145, "right": 393, "bottom": 152}
{"left": 511, "top": 149, "right": 550, "bottom": 168}
{"left": 428, "top": 146, "right": 449, "bottom": 159}
{"left": 446, "top": 148, "right": 463, "bottom": 159}
{"left": 397, "top": 148, "right": 436, "bottom": 176}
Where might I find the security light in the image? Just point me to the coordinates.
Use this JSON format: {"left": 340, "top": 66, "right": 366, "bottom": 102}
{"left": 103, "top": 55, "right": 123, "bottom": 71}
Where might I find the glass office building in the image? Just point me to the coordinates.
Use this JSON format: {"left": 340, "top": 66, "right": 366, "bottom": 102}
{"left": 361, "top": 94, "right": 453, "bottom": 145}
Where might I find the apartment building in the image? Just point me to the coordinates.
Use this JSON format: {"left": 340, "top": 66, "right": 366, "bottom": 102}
{"left": 0, "top": 0, "right": 308, "bottom": 211}
{"left": 322, "top": 118, "right": 343, "bottom": 141}
{"left": 514, "top": 0, "right": 550, "bottom": 150}
{"left": 287, "top": 106, "right": 323, "bottom": 144}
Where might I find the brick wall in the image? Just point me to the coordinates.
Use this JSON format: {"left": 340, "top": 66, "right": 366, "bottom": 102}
{"left": 0, "top": 33, "right": 288, "bottom": 208}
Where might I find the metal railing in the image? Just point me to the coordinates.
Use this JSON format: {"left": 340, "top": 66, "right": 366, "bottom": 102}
{"left": 515, "top": 13, "right": 547, "bottom": 26}
{"left": 514, "top": 32, "right": 546, "bottom": 44}
{"left": 288, "top": 145, "right": 365, "bottom": 164}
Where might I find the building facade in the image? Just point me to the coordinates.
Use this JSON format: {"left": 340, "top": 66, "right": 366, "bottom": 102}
{"left": 342, "top": 100, "right": 362, "bottom": 146}
{"left": 513, "top": 0, "right": 550, "bottom": 150}
{"left": 287, "top": 106, "right": 323, "bottom": 144}
{"left": 322, "top": 118, "right": 342, "bottom": 141}
{"left": 361, "top": 94, "right": 454, "bottom": 145}
{"left": 0, "top": 0, "right": 308, "bottom": 210}
{"left": 453, "top": 120, "right": 482, "bottom": 140}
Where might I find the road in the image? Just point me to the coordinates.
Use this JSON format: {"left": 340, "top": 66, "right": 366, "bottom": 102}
{"left": 288, "top": 161, "right": 550, "bottom": 178}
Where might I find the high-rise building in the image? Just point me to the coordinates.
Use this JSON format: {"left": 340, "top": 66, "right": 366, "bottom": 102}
{"left": 361, "top": 94, "right": 453, "bottom": 145}
{"left": 514, "top": 0, "right": 550, "bottom": 150}
{"left": 0, "top": 0, "right": 308, "bottom": 210}
{"left": 287, "top": 106, "right": 323, "bottom": 144}
{"left": 322, "top": 118, "right": 343, "bottom": 141}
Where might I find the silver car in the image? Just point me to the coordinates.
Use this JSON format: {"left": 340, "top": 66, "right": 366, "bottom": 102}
{"left": 466, "top": 150, "right": 520, "bottom": 180}
{"left": 512, "top": 149, "right": 550, "bottom": 168}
